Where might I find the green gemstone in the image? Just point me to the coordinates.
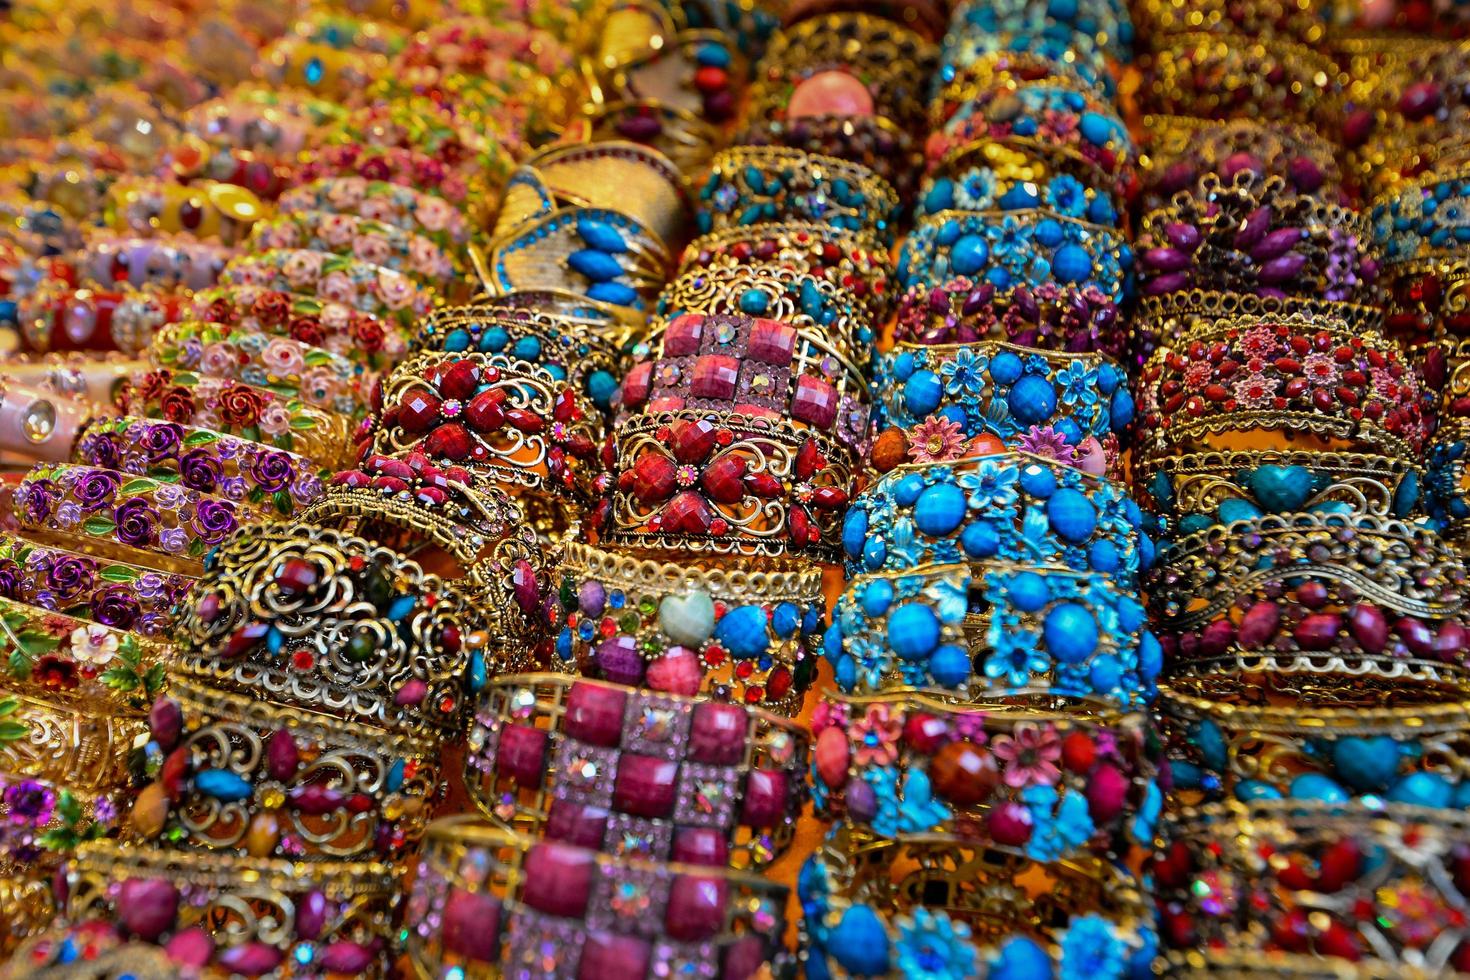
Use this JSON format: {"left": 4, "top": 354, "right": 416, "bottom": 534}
{"left": 345, "top": 628, "right": 377, "bottom": 662}
{"left": 619, "top": 612, "right": 641, "bottom": 633}
{"left": 637, "top": 596, "right": 657, "bottom": 617}
{"left": 364, "top": 566, "right": 393, "bottom": 607}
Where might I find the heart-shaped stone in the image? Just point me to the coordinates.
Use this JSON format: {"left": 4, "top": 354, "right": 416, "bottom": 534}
{"left": 658, "top": 591, "right": 716, "bottom": 648}
{"left": 1216, "top": 497, "right": 1264, "bottom": 525}
{"left": 1247, "top": 465, "right": 1314, "bottom": 513}
{"left": 1330, "top": 736, "right": 1401, "bottom": 792}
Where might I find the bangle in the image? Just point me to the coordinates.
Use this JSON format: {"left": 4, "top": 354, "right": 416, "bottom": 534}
{"left": 187, "top": 284, "right": 409, "bottom": 371}
{"left": 115, "top": 369, "right": 356, "bottom": 468}
{"left": 365, "top": 350, "right": 608, "bottom": 513}
{"left": 13, "top": 280, "right": 183, "bottom": 354}
{"left": 492, "top": 141, "right": 689, "bottom": 256}
{"left": 292, "top": 143, "right": 476, "bottom": 212}
{"left": 1135, "top": 312, "right": 1427, "bottom": 462}
{"left": 548, "top": 540, "right": 825, "bottom": 714}
{"left": 159, "top": 136, "right": 294, "bottom": 200}
{"left": 0, "top": 594, "right": 168, "bottom": 707}
{"left": 74, "top": 415, "right": 327, "bottom": 520}
{"left": 1154, "top": 802, "right": 1470, "bottom": 977}
{"left": 811, "top": 692, "right": 1161, "bottom": 861}
{"left": 64, "top": 842, "right": 399, "bottom": 977}
{"left": 1142, "top": 33, "right": 1343, "bottom": 128}
{"left": 894, "top": 279, "right": 1125, "bottom": 356}
{"left": 0, "top": 533, "right": 193, "bottom": 638}
{"left": 148, "top": 321, "right": 367, "bottom": 418}
{"left": 1135, "top": 0, "right": 1324, "bottom": 44}
{"left": 248, "top": 209, "right": 458, "bottom": 289}
{"left": 258, "top": 37, "right": 391, "bottom": 98}
{"left": 103, "top": 178, "right": 265, "bottom": 247}
{"left": 1159, "top": 675, "right": 1470, "bottom": 813}
{"left": 183, "top": 89, "right": 346, "bottom": 159}
{"left": 943, "top": 0, "right": 1134, "bottom": 65}
{"left": 175, "top": 523, "right": 483, "bottom": 740}
{"left": 898, "top": 210, "right": 1133, "bottom": 301}
{"left": 875, "top": 341, "right": 1132, "bottom": 476}
{"left": 696, "top": 147, "right": 901, "bottom": 245}
{"left": 69, "top": 234, "right": 233, "bottom": 294}
{"left": 916, "top": 143, "right": 1124, "bottom": 229}
{"left": 14, "top": 463, "right": 259, "bottom": 576}
{"left": 827, "top": 561, "right": 1159, "bottom": 705}
{"left": 405, "top": 816, "right": 792, "bottom": 980}
{"left": 937, "top": 32, "right": 1116, "bottom": 104}
{"left": 603, "top": 408, "right": 857, "bottom": 562}
{"left": 621, "top": 313, "right": 871, "bottom": 450}
{"left": 656, "top": 263, "right": 877, "bottom": 358}
{"left": 0, "top": 687, "right": 142, "bottom": 794}
{"left": 801, "top": 827, "right": 1157, "bottom": 980}
{"left": 128, "top": 677, "right": 439, "bottom": 861}
{"left": 844, "top": 450, "right": 1149, "bottom": 583}
{"left": 464, "top": 673, "right": 810, "bottom": 867}
{"left": 1142, "top": 116, "right": 1342, "bottom": 211}
{"left": 486, "top": 205, "right": 672, "bottom": 311}
{"left": 1384, "top": 261, "right": 1470, "bottom": 347}
{"left": 276, "top": 177, "right": 473, "bottom": 251}
{"left": 586, "top": 99, "right": 723, "bottom": 176}
{"left": 586, "top": 15, "right": 742, "bottom": 126}
{"left": 323, "top": 97, "right": 510, "bottom": 187}
{"left": 1133, "top": 291, "right": 1385, "bottom": 365}
{"left": 221, "top": 250, "right": 436, "bottom": 329}
{"left": 782, "top": 0, "right": 948, "bottom": 39}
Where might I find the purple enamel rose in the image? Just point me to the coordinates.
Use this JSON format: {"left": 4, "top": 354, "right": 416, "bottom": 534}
{"left": 3, "top": 780, "right": 55, "bottom": 827}
{"left": 23, "top": 479, "right": 59, "bottom": 522}
{"left": 191, "top": 499, "right": 238, "bottom": 544}
{"left": 0, "top": 559, "right": 22, "bottom": 598}
{"left": 250, "top": 450, "right": 296, "bottom": 493}
{"left": 113, "top": 497, "right": 160, "bottom": 548}
{"left": 75, "top": 469, "right": 121, "bottom": 513}
{"left": 78, "top": 430, "right": 123, "bottom": 469}
{"left": 178, "top": 448, "right": 223, "bottom": 493}
{"left": 90, "top": 585, "right": 141, "bottom": 630}
{"left": 45, "top": 555, "right": 94, "bottom": 600}
{"left": 140, "top": 421, "right": 185, "bottom": 463}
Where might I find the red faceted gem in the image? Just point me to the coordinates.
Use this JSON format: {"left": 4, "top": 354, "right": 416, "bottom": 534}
{"left": 630, "top": 453, "right": 678, "bottom": 503}
{"left": 789, "top": 506, "right": 812, "bottom": 546}
{"left": 179, "top": 199, "right": 204, "bottom": 230}
{"left": 397, "top": 387, "right": 442, "bottom": 434}
{"left": 662, "top": 491, "right": 714, "bottom": 533}
{"left": 437, "top": 360, "right": 480, "bottom": 399}
{"left": 795, "top": 439, "right": 824, "bottom": 479}
{"left": 424, "top": 423, "right": 474, "bottom": 461}
{"left": 766, "top": 666, "right": 792, "bottom": 699}
{"left": 811, "top": 486, "right": 849, "bottom": 510}
{"left": 274, "top": 557, "right": 319, "bottom": 596}
{"left": 512, "top": 559, "right": 540, "bottom": 615}
{"left": 700, "top": 455, "right": 748, "bottom": 504}
{"left": 743, "top": 472, "right": 783, "bottom": 497}
{"left": 669, "top": 417, "right": 717, "bottom": 464}
{"left": 553, "top": 388, "right": 577, "bottom": 422}
{"left": 224, "top": 621, "right": 270, "bottom": 658}
{"left": 504, "top": 408, "right": 544, "bottom": 433}
{"left": 465, "top": 389, "right": 506, "bottom": 431}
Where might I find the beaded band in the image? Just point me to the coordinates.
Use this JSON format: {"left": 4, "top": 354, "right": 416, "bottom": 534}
{"left": 161, "top": 137, "right": 294, "bottom": 202}
{"left": 1136, "top": 313, "right": 1427, "bottom": 461}
{"left": 74, "top": 416, "right": 326, "bottom": 519}
{"left": 249, "top": 209, "right": 457, "bottom": 288}
{"left": 1133, "top": 291, "right": 1385, "bottom": 365}
{"left": 1142, "top": 117, "right": 1342, "bottom": 211}
{"left": 13, "top": 463, "right": 257, "bottom": 576}
{"left": 187, "top": 284, "right": 409, "bottom": 371}
{"left": 894, "top": 279, "right": 1125, "bottom": 356}
{"left": 220, "top": 249, "right": 435, "bottom": 329}
{"left": 258, "top": 37, "right": 390, "bottom": 98}
{"left": 103, "top": 178, "right": 265, "bottom": 246}
{"left": 115, "top": 370, "right": 356, "bottom": 468}
{"left": 405, "top": 816, "right": 792, "bottom": 980}
{"left": 14, "top": 281, "right": 183, "bottom": 355}
{"left": 69, "top": 234, "right": 233, "bottom": 294}
{"left": 0, "top": 595, "right": 167, "bottom": 706}
{"left": 175, "top": 523, "right": 482, "bottom": 739}
{"left": 0, "top": 535, "right": 192, "bottom": 639}
{"left": 736, "top": 98, "right": 919, "bottom": 198}
{"left": 128, "top": 677, "right": 439, "bottom": 861}
{"left": 622, "top": 313, "right": 870, "bottom": 449}
{"left": 1141, "top": 33, "right": 1343, "bottom": 127}
{"left": 604, "top": 409, "right": 857, "bottom": 562}
{"left": 811, "top": 692, "right": 1161, "bottom": 861}
{"left": 364, "top": 351, "right": 607, "bottom": 511}
{"left": 276, "top": 177, "right": 472, "bottom": 250}
{"left": 465, "top": 674, "right": 809, "bottom": 868}
{"left": 801, "top": 827, "right": 1157, "bottom": 980}
{"left": 843, "top": 451, "right": 1148, "bottom": 583}
{"left": 916, "top": 141, "right": 1124, "bottom": 229}
{"left": 65, "top": 842, "right": 399, "bottom": 978}
{"left": 549, "top": 540, "right": 824, "bottom": 714}
{"left": 293, "top": 143, "right": 472, "bottom": 206}
{"left": 936, "top": 30, "right": 1116, "bottom": 102}
{"left": 487, "top": 206, "right": 672, "bottom": 311}
{"left": 944, "top": 0, "right": 1134, "bottom": 64}
{"left": 898, "top": 210, "right": 1133, "bottom": 302}
{"left": 826, "top": 562, "right": 1160, "bottom": 706}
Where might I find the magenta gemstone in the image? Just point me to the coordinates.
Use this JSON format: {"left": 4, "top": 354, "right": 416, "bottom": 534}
{"left": 689, "top": 702, "right": 746, "bottom": 765}
{"left": 216, "top": 942, "right": 284, "bottom": 976}
{"left": 577, "top": 932, "right": 651, "bottom": 980}
{"left": 441, "top": 888, "right": 501, "bottom": 961}
{"left": 691, "top": 355, "right": 740, "bottom": 399}
{"left": 512, "top": 559, "right": 540, "bottom": 616}
{"left": 988, "top": 801, "right": 1034, "bottom": 846}
{"left": 1348, "top": 603, "right": 1389, "bottom": 654}
{"left": 394, "top": 680, "right": 428, "bottom": 706}
{"left": 1397, "top": 616, "right": 1435, "bottom": 656}
{"left": 595, "top": 635, "right": 646, "bottom": 686}
{"left": 546, "top": 800, "right": 609, "bottom": 849}
{"left": 522, "top": 842, "right": 595, "bottom": 917}
{"left": 741, "top": 770, "right": 788, "bottom": 827}
{"left": 117, "top": 878, "right": 179, "bottom": 942}
{"left": 1237, "top": 602, "right": 1281, "bottom": 649}
{"left": 665, "top": 875, "right": 727, "bottom": 941}
{"left": 149, "top": 697, "right": 183, "bottom": 751}
{"left": 1086, "top": 764, "right": 1129, "bottom": 823}
{"left": 612, "top": 754, "right": 678, "bottom": 818}
{"left": 318, "top": 942, "right": 377, "bottom": 974}
{"left": 1199, "top": 618, "right": 1236, "bottom": 657}
{"left": 164, "top": 927, "right": 213, "bottom": 967}
{"left": 564, "top": 682, "right": 628, "bottom": 747}
{"left": 664, "top": 314, "right": 705, "bottom": 356}
{"left": 791, "top": 377, "right": 839, "bottom": 430}
{"left": 748, "top": 319, "right": 796, "bottom": 364}
{"left": 288, "top": 784, "right": 346, "bottom": 815}
{"left": 901, "top": 713, "right": 948, "bottom": 754}
{"left": 296, "top": 889, "right": 327, "bottom": 941}
{"left": 496, "top": 723, "right": 549, "bottom": 788}
{"left": 723, "top": 935, "right": 768, "bottom": 980}
{"left": 672, "top": 827, "right": 729, "bottom": 867}
{"left": 266, "top": 729, "right": 299, "bottom": 782}
{"left": 1433, "top": 621, "right": 1467, "bottom": 663}
{"left": 1294, "top": 613, "right": 1341, "bottom": 651}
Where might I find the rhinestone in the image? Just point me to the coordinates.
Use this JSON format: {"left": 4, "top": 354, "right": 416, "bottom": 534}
{"left": 21, "top": 399, "right": 55, "bottom": 443}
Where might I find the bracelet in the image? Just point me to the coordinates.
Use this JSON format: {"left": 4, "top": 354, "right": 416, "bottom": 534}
{"left": 696, "top": 147, "right": 901, "bottom": 245}
{"left": 844, "top": 450, "right": 1149, "bottom": 582}
{"left": 129, "top": 677, "right": 439, "bottom": 861}
{"left": 0, "top": 595, "right": 167, "bottom": 707}
{"left": 292, "top": 143, "right": 477, "bottom": 214}
{"left": 549, "top": 540, "right": 825, "bottom": 714}
{"left": 276, "top": 177, "right": 473, "bottom": 251}
{"left": 258, "top": 37, "right": 391, "bottom": 98}
{"left": 492, "top": 141, "right": 689, "bottom": 255}
{"left": 656, "top": 263, "right": 877, "bottom": 358}
{"left": 115, "top": 369, "right": 356, "bottom": 468}
{"left": 74, "top": 416, "right": 327, "bottom": 520}
{"left": 1142, "top": 116, "right": 1342, "bottom": 211}
{"left": 69, "top": 234, "right": 233, "bottom": 294}
{"left": 916, "top": 142, "right": 1124, "bottom": 229}
{"left": 464, "top": 673, "right": 809, "bottom": 867}
{"left": 875, "top": 341, "right": 1132, "bottom": 475}
{"left": 1134, "top": 0, "right": 1324, "bottom": 44}
{"left": 736, "top": 100, "right": 921, "bottom": 199}
{"left": 487, "top": 205, "right": 673, "bottom": 311}
{"left": 1154, "top": 802, "right": 1470, "bottom": 977}
{"left": 585, "top": 16, "right": 742, "bottom": 127}
{"left": 366, "top": 70, "right": 559, "bottom": 160}
{"left": 783, "top": 0, "right": 948, "bottom": 38}
{"left": 183, "top": 90, "right": 345, "bottom": 160}
{"left": 943, "top": 0, "right": 1134, "bottom": 65}
{"left": 0, "top": 687, "right": 142, "bottom": 795}
{"left": 1384, "top": 258, "right": 1470, "bottom": 347}
{"left": 1132, "top": 291, "right": 1385, "bottom": 365}
{"left": 64, "top": 842, "right": 399, "bottom": 978}
{"left": 586, "top": 99, "right": 723, "bottom": 177}
{"left": 894, "top": 279, "right": 1125, "bottom": 356}
{"left": 1160, "top": 675, "right": 1470, "bottom": 813}
{"left": 13, "top": 280, "right": 183, "bottom": 354}
{"left": 14, "top": 463, "right": 259, "bottom": 576}
{"left": 621, "top": 313, "right": 871, "bottom": 449}
{"left": 603, "top": 408, "right": 858, "bottom": 562}
{"left": 364, "top": 350, "right": 607, "bottom": 511}
{"left": 405, "top": 816, "right": 792, "bottom": 980}
{"left": 323, "top": 97, "right": 510, "bottom": 187}
{"left": 801, "top": 826, "right": 1157, "bottom": 980}
{"left": 1142, "top": 33, "right": 1343, "bottom": 128}
{"left": 103, "top": 178, "right": 265, "bottom": 247}
{"left": 187, "top": 284, "right": 409, "bottom": 371}
{"left": 0, "top": 534, "right": 192, "bottom": 639}
{"left": 936, "top": 32, "right": 1116, "bottom": 103}
{"left": 898, "top": 210, "right": 1132, "bottom": 301}
{"left": 811, "top": 693, "right": 1161, "bottom": 861}
{"left": 220, "top": 250, "right": 436, "bottom": 329}
{"left": 827, "top": 561, "right": 1160, "bottom": 705}
{"left": 1135, "top": 312, "right": 1427, "bottom": 461}
{"left": 159, "top": 137, "right": 294, "bottom": 201}
{"left": 248, "top": 209, "right": 457, "bottom": 288}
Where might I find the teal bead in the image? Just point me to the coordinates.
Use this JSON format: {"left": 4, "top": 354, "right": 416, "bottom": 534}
{"left": 469, "top": 650, "right": 487, "bottom": 692}
{"left": 1044, "top": 603, "right": 1098, "bottom": 663}
{"left": 1053, "top": 243, "right": 1093, "bottom": 283}
{"left": 1192, "top": 718, "right": 1229, "bottom": 771}
{"left": 715, "top": 605, "right": 769, "bottom": 658}
{"left": 1289, "top": 773, "right": 1349, "bottom": 803}
{"left": 1247, "top": 465, "right": 1314, "bottom": 512}
{"left": 842, "top": 509, "right": 868, "bottom": 559}
{"left": 914, "top": 484, "right": 967, "bottom": 536}
{"left": 903, "top": 370, "right": 943, "bottom": 417}
{"left": 576, "top": 217, "right": 628, "bottom": 253}
{"left": 887, "top": 603, "right": 941, "bottom": 661}
{"left": 1394, "top": 470, "right": 1421, "bottom": 516}
{"left": 950, "top": 234, "right": 990, "bottom": 275}
{"left": 1046, "top": 487, "right": 1097, "bottom": 543}
{"left": 1216, "top": 498, "right": 1264, "bottom": 525}
{"left": 1235, "top": 779, "right": 1284, "bottom": 801}
{"left": 587, "top": 282, "right": 637, "bottom": 305}
{"left": 568, "top": 249, "right": 624, "bottom": 282}
{"left": 1170, "top": 761, "right": 1203, "bottom": 790}
{"left": 1387, "top": 771, "right": 1453, "bottom": 808}
{"left": 930, "top": 644, "right": 970, "bottom": 686}
{"left": 739, "top": 288, "right": 770, "bottom": 314}
{"left": 830, "top": 906, "right": 890, "bottom": 976}
{"left": 196, "top": 769, "right": 252, "bottom": 802}
{"left": 1007, "top": 374, "right": 1058, "bottom": 425}
{"left": 861, "top": 579, "right": 894, "bottom": 616}
{"left": 1330, "top": 736, "right": 1402, "bottom": 793}
{"left": 1079, "top": 111, "right": 1116, "bottom": 145}
{"left": 1008, "top": 571, "right": 1051, "bottom": 612}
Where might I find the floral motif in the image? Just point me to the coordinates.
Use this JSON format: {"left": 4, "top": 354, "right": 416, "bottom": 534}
{"left": 852, "top": 704, "right": 901, "bottom": 768}
{"left": 896, "top": 909, "right": 977, "bottom": 980}
{"left": 992, "top": 724, "right": 1063, "bottom": 788}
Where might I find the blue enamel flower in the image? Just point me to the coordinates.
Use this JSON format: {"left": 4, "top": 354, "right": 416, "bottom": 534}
{"left": 1023, "top": 785, "right": 1096, "bottom": 861}
{"left": 939, "top": 348, "right": 989, "bottom": 396}
{"left": 955, "top": 168, "right": 997, "bottom": 210}
{"left": 896, "top": 909, "right": 977, "bottom": 980}
{"left": 1056, "top": 361, "right": 1101, "bottom": 408}
{"left": 1046, "top": 175, "right": 1089, "bottom": 218}
{"left": 959, "top": 459, "right": 1020, "bottom": 511}
{"left": 1058, "top": 915, "right": 1126, "bottom": 980}
{"left": 984, "top": 631, "right": 1049, "bottom": 688}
